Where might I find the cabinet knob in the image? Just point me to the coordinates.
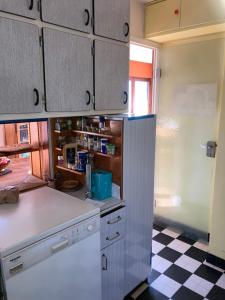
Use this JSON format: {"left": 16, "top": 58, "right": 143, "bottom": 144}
{"left": 84, "top": 9, "right": 90, "bottom": 26}
{"left": 28, "top": 0, "right": 34, "bottom": 10}
{"left": 123, "top": 91, "right": 128, "bottom": 105}
{"left": 85, "top": 90, "right": 91, "bottom": 105}
{"left": 123, "top": 22, "right": 130, "bottom": 37}
{"left": 33, "top": 88, "right": 39, "bottom": 106}
{"left": 174, "top": 9, "right": 179, "bottom": 15}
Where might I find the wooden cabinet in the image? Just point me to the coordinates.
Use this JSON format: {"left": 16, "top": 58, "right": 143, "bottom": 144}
{"left": 94, "top": 40, "right": 129, "bottom": 111}
{"left": 94, "top": 0, "right": 130, "bottom": 42}
{"left": 0, "top": 18, "right": 43, "bottom": 114}
{"left": 0, "top": 0, "right": 40, "bottom": 19}
{"left": 101, "top": 239, "right": 125, "bottom": 300}
{"left": 145, "top": 0, "right": 181, "bottom": 37}
{"left": 41, "top": 0, "right": 92, "bottom": 33}
{"left": 43, "top": 28, "right": 93, "bottom": 112}
{"left": 180, "top": 0, "right": 225, "bottom": 28}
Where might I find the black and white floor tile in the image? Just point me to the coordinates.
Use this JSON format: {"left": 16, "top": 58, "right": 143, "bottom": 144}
{"left": 137, "top": 224, "right": 225, "bottom": 300}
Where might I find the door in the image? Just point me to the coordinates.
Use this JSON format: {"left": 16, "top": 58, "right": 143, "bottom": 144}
{"left": 94, "top": 0, "right": 130, "bottom": 42}
{"left": 43, "top": 28, "right": 93, "bottom": 112}
{"left": 41, "top": 0, "right": 92, "bottom": 33}
{"left": 94, "top": 40, "right": 129, "bottom": 111}
{"left": 145, "top": 0, "right": 181, "bottom": 36}
{"left": 181, "top": 0, "right": 225, "bottom": 28}
{"left": 0, "top": 18, "right": 43, "bottom": 114}
{"left": 101, "top": 239, "right": 125, "bottom": 300}
{"left": 0, "top": 0, "right": 40, "bottom": 19}
{"left": 155, "top": 39, "right": 224, "bottom": 233}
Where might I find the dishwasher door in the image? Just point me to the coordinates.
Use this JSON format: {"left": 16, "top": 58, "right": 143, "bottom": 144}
{"left": 2, "top": 222, "right": 101, "bottom": 300}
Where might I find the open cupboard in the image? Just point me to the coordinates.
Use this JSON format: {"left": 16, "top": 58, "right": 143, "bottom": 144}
{"left": 50, "top": 116, "right": 123, "bottom": 199}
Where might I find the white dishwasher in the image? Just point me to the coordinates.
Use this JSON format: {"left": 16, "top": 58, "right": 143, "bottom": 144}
{"left": 1, "top": 215, "right": 101, "bottom": 300}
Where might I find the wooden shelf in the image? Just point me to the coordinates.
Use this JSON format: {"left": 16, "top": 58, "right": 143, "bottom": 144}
{"left": 54, "top": 130, "right": 74, "bottom": 136}
{"left": 55, "top": 147, "right": 62, "bottom": 152}
{"left": 73, "top": 130, "right": 113, "bottom": 139}
{"left": 0, "top": 145, "right": 46, "bottom": 156}
{"left": 56, "top": 165, "right": 85, "bottom": 176}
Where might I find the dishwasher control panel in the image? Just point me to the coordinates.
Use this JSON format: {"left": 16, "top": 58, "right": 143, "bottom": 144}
{"left": 2, "top": 215, "right": 100, "bottom": 280}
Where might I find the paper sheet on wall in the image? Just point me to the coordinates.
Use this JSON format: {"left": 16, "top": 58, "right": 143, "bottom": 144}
{"left": 173, "top": 83, "right": 218, "bottom": 116}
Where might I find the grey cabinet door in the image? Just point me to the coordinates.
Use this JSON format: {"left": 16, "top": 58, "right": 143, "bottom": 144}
{"left": 101, "top": 239, "right": 125, "bottom": 300}
{"left": 94, "top": 0, "right": 130, "bottom": 42}
{"left": 0, "top": 0, "right": 40, "bottom": 19}
{"left": 41, "top": 0, "right": 92, "bottom": 33}
{"left": 94, "top": 40, "right": 129, "bottom": 111}
{"left": 43, "top": 28, "right": 93, "bottom": 112}
{"left": 0, "top": 18, "right": 43, "bottom": 114}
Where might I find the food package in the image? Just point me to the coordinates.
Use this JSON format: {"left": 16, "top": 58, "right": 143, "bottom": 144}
{"left": 0, "top": 186, "right": 19, "bottom": 204}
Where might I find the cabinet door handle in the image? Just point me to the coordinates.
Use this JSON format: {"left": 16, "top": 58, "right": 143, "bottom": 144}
{"left": 102, "top": 254, "right": 108, "bottom": 271}
{"left": 33, "top": 88, "right": 39, "bottom": 106}
{"left": 28, "top": 0, "right": 34, "bottom": 10}
{"left": 123, "top": 91, "right": 128, "bottom": 105}
{"left": 174, "top": 9, "right": 179, "bottom": 15}
{"left": 84, "top": 9, "right": 90, "bottom": 26}
{"left": 85, "top": 90, "right": 91, "bottom": 105}
{"left": 123, "top": 22, "right": 129, "bottom": 37}
{"left": 107, "top": 216, "right": 122, "bottom": 225}
{"left": 106, "top": 232, "right": 120, "bottom": 241}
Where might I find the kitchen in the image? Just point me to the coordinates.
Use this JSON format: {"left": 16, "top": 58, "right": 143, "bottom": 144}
{"left": 1, "top": 0, "right": 225, "bottom": 300}
{"left": 0, "top": 1, "right": 156, "bottom": 300}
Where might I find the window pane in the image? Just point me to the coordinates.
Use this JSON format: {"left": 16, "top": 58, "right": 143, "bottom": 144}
{"left": 134, "top": 81, "right": 149, "bottom": 116}
{"left": 128, "top": 80, "right": 132, "bottom": 113}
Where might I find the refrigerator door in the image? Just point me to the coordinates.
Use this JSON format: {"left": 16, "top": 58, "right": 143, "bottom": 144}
{"left": 123, "top": 115, "right": 156, "bottom": 295}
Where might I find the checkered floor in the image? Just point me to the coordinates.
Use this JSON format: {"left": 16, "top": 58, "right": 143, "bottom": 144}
{"left": 137, "top": 224, "right": 225, "bottom": 300}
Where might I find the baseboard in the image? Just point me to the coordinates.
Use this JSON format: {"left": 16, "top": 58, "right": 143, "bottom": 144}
{"left": 207, "top": 253, "right": 225, "bottom": 270}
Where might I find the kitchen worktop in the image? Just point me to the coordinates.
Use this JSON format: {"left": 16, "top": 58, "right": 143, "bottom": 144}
{"left": 0, "top": 187, "right": 99, "bottom": 257}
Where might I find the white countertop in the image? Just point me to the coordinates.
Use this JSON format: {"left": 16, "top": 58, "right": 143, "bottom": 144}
{"left": 0, "top": 187, "right": 99, "bottom": 257}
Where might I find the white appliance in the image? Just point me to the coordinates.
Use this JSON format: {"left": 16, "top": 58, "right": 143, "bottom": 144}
{"left": 1, "top": 215, "right": 101, "bottom": 300}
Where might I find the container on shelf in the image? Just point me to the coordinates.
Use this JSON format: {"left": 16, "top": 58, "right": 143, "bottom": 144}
{"left": 101, "top": 138, "right": 109, "bottom": 154}
{"left": 106, "top": 144, "right": 116, "bottom": 155}
{"left": 76, "top": 151, "right": 88, "bottom": 172}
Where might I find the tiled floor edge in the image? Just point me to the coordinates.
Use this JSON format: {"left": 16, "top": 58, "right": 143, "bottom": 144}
{"left": 207, "top": 253, "right": 225, "bottom": 270}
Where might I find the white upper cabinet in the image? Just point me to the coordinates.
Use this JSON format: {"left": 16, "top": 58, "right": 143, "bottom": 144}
{"left": 0, "top": 0, "right": 40, "bottom": 19}
{"left": 145, "top": 0, "right": 181, "bottom": 36}
{"left": 94, "top": 40, "right": 129, "bottom": 111}
{"left": 41, "top": 0, "right": 92, "bottom": 33}
{"left": 180, "top": 0, "right": 225, "bottom": 28}
{"left": 0, "top": 18, "right": 43, "bottom": 114}
{"left": 43, "top": 28, "right": 93, "bottom": 112}
{"left": 94, "top": 0, "right": 130, "bottom": 42}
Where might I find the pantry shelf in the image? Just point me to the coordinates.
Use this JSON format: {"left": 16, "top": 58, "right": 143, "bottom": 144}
{"left": 56, "top": 165, "right": 85, "bottom": 176}
{"left": 73, "top": 130, "right": 113, "bottom": 139}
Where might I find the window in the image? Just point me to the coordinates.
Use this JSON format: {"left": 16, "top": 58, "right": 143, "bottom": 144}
{"left": 129, "top": 44, "right": 155, "bottom": 115}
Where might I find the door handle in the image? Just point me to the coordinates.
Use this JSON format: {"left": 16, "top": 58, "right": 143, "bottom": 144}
{"left": 33, "top": 88, "right": 39, "bottom": 106}
{"left": 123, "top": 91, "right": 128, "bottom": 105}
{"left": 84, "top": 9, "right": 90, "bottom": 26}
{"left": 102, "top": 254, "right": 108, "bottom": 271}
{"left": 28, "top": 0, "right": 34, "bottom": 10}
{"left": 9, "top": 263, "right": 24, "bottom": 275}
{"left": 106, "top": 232, "right": 120, "bottom": 241}
{"left": 51, "top": 239, "right": 69, "bottom": 254}
{"left": 123, "top": 22, "right": 129, "bottom": 37}
{"left": 85, "top": 90, "right": 91, "bottom": 105}
{"left": 107, "top": 216, "right": 122, "bottom": 225}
